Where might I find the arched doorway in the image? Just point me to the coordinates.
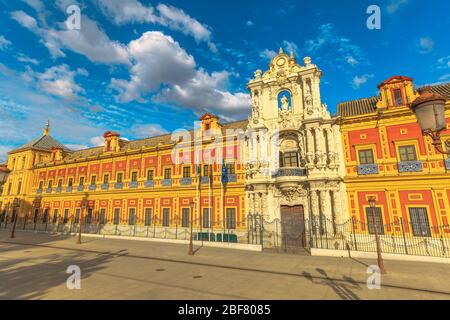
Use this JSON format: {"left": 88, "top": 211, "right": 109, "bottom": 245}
{"left": 280, "top": 205, "right": 306, "bottom": 250}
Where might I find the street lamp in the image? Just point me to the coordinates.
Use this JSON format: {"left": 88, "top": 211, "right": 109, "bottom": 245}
{"left": 188, "top": 201, "right": 195, "bottom": 255}
{"left": 10, "top": 198, "right": 20, "bottom": 238}
{"left": 411, "top": 87, "right": 449, "bottom": 155}
{"left": 77, "top": 194, "right": 88, "bottom": 245}
{"left": 368, "top": 197, "right": 386, "bottom": 274}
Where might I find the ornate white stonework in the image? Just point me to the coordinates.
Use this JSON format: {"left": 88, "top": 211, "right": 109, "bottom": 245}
{"left": 245, "top": 49, "right": 348, "bottom": 225}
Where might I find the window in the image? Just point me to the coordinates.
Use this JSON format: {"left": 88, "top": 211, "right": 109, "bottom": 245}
{"left": 17, "top": 181, "right": 22, "bottom": 195}
{"left": 164, "top": 168, "right": 171, "bottom": 180}
{"left": 226, "top": 208, "right": 236, "bottom": 229}
{"left": 131, "top": 171, "right": 138, "bottom": 182}
{"left": 57, "top": 179, "right": 62, "bottom": 188}
{"left": 183, "top": 166, "right": 191, "bottom": 178}
{"left": 75, "top": 208, "right": 80, "bottom": 223}
{"left": 38, "top": 181, "right": 43, "bottom": 190}
{"left": 365, "top": 207, "right": 384, "bottom": 235}
{"left": 99, "top": 208, "right": 106, "bottom": 224}
{"left": 68, "top": 178, "right": 73, "bottom": 187}
{"left": 203, "top": 164, "right": 212, "bottom": 177}
{"left": 63, "top": 209, "right": 69, "bottom": 223}
{"left": 79, "top": 177, "right": 84, "bottom": 186}
{"left": 182, "top": 208, "right": 190, "bottom": 227}
{"left": 162, "top": 208, "right": 170, "bottom": 227}
{"left": 7, "top": 183, "right": 11, "bottom": 195}
{"left": 52, "top": 209, "right": 58, "bottom": 223}
{"left": 128, "top": 208, "right": 136, "bottom": 225}
{"left": 358, "top": 149, "right": 375, "bottom": 165}
{"left": 409, "top": 208, "right": 431, "bottom": 237}
{"left": 91, "top": 176, "right": 96, "bottom": 185}
{"left": 113, "top": 208, "right": 120, "bottom": 225}
{"left": 226, "top": 163, "right": 235, "bottom": 174}
{"left": 281, "top": 151, "right": 299, "bottom": 168}
{"left": 144, "top": 208, "right": 152, "bottom": 226}
{"left": 205, "top": 123, "right": 210, "bottom": 131}
{"left": 87, "top": 208, "right": 93, "bottom": 224}
{"left": 203, "top": 208, "right": 211, "bottom": 228}
{"left": 393, "top": 88, "right": 403, "bottom": 106}
{"left": 147, "top": 169, "right": 154, "bottom": 181}
{"left": 117, "top": 172, "right": 123, "bottom": 183}
{"left": 399, "top": 145, "right": 417, "bottom": 162}
{"left": 103, "top": 174, "right": 109, "bottom": 184}
{"left": 48, "top": 180, "right": 53, "bottom": 189}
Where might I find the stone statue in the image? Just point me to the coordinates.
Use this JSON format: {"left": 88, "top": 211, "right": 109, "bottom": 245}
{"left": 280, "top": 95, "right": 290, "bottom": 111}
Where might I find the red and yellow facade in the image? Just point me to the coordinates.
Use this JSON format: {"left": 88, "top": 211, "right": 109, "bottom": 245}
{"left": 1, "top": 114, "right": 247, "bottom": 231}
{"left": 338, "top": 76, "right": 450, "bottom": 235}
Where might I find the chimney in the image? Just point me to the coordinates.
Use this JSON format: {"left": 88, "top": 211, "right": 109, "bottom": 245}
{"left": 103, "top": 131, "right": 121, "bottom": 152}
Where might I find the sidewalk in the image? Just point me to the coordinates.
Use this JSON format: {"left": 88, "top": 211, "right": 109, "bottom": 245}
{"left": 0, "top": 229, "right": 449, "bottom": 300}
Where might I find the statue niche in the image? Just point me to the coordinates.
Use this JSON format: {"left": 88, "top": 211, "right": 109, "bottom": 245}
{"left": 277, "top": 90, "right": 294, "bottom": 128}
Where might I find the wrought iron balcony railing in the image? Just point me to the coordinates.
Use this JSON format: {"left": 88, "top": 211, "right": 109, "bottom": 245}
{"left": 398, "top": 161, "right": 423, "bottom": 173}
{"left": 66, "top": 186, "right": 73, "bottom": 193}
{"left": 88, "top": 184, "right": 96, "bottom": 191}
{"left": 101, "top": 183, "right": 109, "bottom": 190}
{"left": 77, "top": 185, "right": 84, "bottom": 192}
{"left": 129, "top": 181, "right": 138, "bottom": 188}
{"left": 56, "top": 187, "right": 62, "bottom": 193}
{"left": 144, "top": 180, "right": 155, "bottom": 188}
{"left": 36, "top": 188, "right": 42, "bottom": 194}
{"left": 357, "top": 164, "right": 379, "bottom": 175}
{"left": 272, "top": 167, "right": 307, "bottom": 178}
{"left": 200, "top": 176, "right": 210, "bottom": 184}
{"left": 227, "top": 174, "right": 237, "bottom": 182}
{"left": 115, "top": 182, "right": 123, "bottom": 189}
{"left": 180, "top": 177, "right": 192, "bottom": 185}
{"left": 45, "top": 188, "right": 52, "bottom": 193}
{"left": 445, "top": 158, "right": 450, "bottom": 170}
{"left": 162, "top": 179, "right": 172, "bottom": 187}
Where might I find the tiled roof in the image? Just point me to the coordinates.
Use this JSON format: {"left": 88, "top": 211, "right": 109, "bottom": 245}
{"left": 61, "top": 119, "right": 249, "bottom": 162}
{"left": 9, "top": 135, "right": 71, "bottom": 154}
{"left": 337, "top": 82, "right": 450, "bottom": 118}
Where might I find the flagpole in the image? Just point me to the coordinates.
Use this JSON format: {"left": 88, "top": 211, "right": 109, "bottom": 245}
{"left": 221, "top": 180, "right": 224, "bottom": 242}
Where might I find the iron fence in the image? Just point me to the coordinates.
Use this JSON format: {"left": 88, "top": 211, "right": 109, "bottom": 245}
{"left": 2, "top": 212, "right": 449, "bottom": 258}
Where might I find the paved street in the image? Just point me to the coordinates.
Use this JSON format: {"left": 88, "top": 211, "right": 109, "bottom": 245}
{"left": 0, "top": 229, "right": 449, "bottom": 300}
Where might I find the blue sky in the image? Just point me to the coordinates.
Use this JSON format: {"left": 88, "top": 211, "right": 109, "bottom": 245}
{"left": 0, "top": 0, "right": 449, "bottom": 161}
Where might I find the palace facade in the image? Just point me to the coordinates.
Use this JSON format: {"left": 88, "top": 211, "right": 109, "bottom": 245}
{"left": 338, "top": 76, "right": 450, "bottom": 236}
{"left": 1, "top": 50, "right": 450, "bottom": 245}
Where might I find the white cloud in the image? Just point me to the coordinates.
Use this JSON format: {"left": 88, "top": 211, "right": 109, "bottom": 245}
{"left": 111, "top": 31, "right": 250, "bottom": 119}
{"left": 386, "top": 0, "right": 409, "bottom": 14}
{"left": 0, "top": 145, "right": 15, "bottom": 162}
{"left": 346, "top": 56, "right": 358, "bottom": 66}
{"left": 16, "top": 53, "right": 40, "bottom": 65}
{"left": 90, "top": 136, "right": 104, "bottom": 147}
{"left": 437, "top": 56, "right": 450, "bottom": 69}
{"left": 24, "top": 64, "right": 88, "bottom": 100}
{"left": 21, "top": 0, "right": 45, "bottom": 12}
{"left": 438, "top": 74, "right": 450, "bottom": 81}
{"left": 245, "top": 20, "right": 254, "bottom": 28}
{"left": 133, "top": 124, "right": 168, "bottom": 138}
{"left": 10, "top": 11, "right": 38, "bottom": 29}
{"left": 419, "top": 37, "right": 434, "bottom": 54}
{"left": 282, "top": 40, "right": 298, "bottom": 56}
{"left": 259, "top": 49, "right": 277, "bottom": 60}
{"left": 93, "top": 0, "right": 216, "bottom": 51}
{"left": 351, "top": 74, "right": 374, "bottom": 89}
{"left": 65, "top": 143, "right": 89, "bottom": 151}
{"left": 0, "top": 36, "right": 11, "bottom": 51}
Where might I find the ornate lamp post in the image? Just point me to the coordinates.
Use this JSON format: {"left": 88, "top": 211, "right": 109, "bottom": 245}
{"left": 188, "top": 201, "right": 195, "bottom": 255}
{"left": 368, "top": 197, "right": 386, "bottom": 274}
{"left": 10, "top": 198, "right": 20, "bottom": 238}
{"left": 411, "top": 87, "right": 449, "bottom": 154}
{"left": 77, "top": 194, "right": 88, "bottom": 245}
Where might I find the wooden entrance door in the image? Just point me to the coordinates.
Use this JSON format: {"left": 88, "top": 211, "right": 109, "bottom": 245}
{"left": 280, "top": 205, "right": 306, "bottom": 249}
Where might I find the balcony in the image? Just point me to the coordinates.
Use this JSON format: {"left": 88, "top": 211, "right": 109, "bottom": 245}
{"left": 200, "top": 176, "right": 210, "bottom": 184}
{"left": 45, "top": 188, "right": 52, "bottom": 194}
{"left": 36, "top": 189, "right": 42, "bottom": 194}
{"left": 162, "top": 179, "right": 172, "bottom": 187}
{"left": 180, "top": 177, "right": 192, "bottom": 185}
{"left": 144, "top": 180, "right": 155, "bottom": 188}
{"left": 101, "top": 183, "right": 109, "bottom": 190}
{"left": 398, "top": 161, "right": 423, "bottom": 173}
{"left": 272, "top": 167, "right": 307, "bottom": 178}
{"left": 115, "top": 182, "right": 123, "bottom": 190}
{"left": 56, "top": 187, "right": 62, "bottom": 193}
{"left": 446, "top": 158, "right": 450, "bottom": 170}
{"left": 357, "top": 164, "right": 379, "bottom": 175}
{"left": 129, "top": 181, "right": 138, "bottom": 188}
{"left": 66, "top": 186, "right": 73, "bottom": 193}
{"left": 227, "top": 174, "right": 237, "bottom": 183}
{"left": 88, "top": 184, "right": 96, "bottom": 191}
{"left": 77, "top": 185, "right": 84, "bottom": 192}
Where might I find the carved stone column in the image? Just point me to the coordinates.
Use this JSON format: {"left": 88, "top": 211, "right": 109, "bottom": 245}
{"left": 306, "top": 128, "right": 315, "bottom": 168}
{"left": 310, "top": 190, "right": 319, "bottom": 217}
{"left": 314, "top": 127, "right": 324, "bottom": 167}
